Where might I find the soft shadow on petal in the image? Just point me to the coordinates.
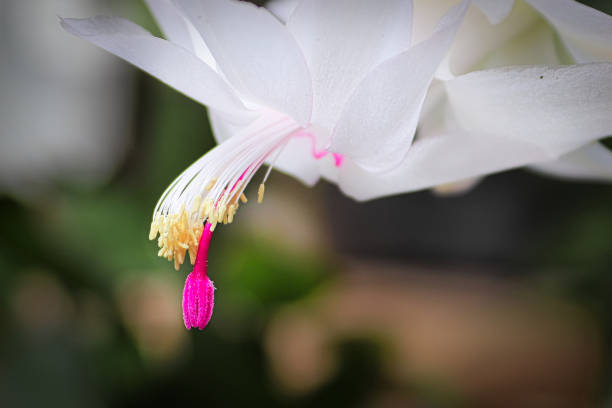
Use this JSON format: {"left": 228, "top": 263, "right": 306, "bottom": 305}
{"left": 530, "top": 142, "right": 612, "bottom": 182}
{"left": 439, "top": 1, "right": 541, "bottom": 77}
{"left": 477, "top": 22, "right": 561, "bottom": 69}
{"left": 330, "top": 1, "right": 469, "bottom": 172}
{"left": 174, "top": 0, "right": 312, "bottom": 125}
{"left": 61, "top": 16, "right": 245, "bottom": 118}
{"left": 526, "top": 0, "right": 612, "bottom": 62}
{"left": 288, "top": 0, "right": 413, "bottom": 132}
{"left": 472, "top": 0, "right": 515, "bottom": 24}
{"left": 265, "top": 0, "right": 299, "bottom": 23}
{"left": 146, "top": 0, "right": 217, "bottom": 68}
{"left": 145, "top": 0, "right": 196, "bottom": 51}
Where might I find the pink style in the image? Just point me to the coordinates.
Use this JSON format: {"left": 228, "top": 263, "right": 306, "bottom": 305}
{"left": 182, "top": 222, "right": 215, "bottom": 330}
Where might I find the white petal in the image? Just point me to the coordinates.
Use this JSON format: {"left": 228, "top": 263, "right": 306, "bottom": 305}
{"left": 530, "top": 142, "right": 612, "bottom": 182}
{"left": 61, "top": 16, "right": 245, "bottom": 117}
{"left": 335, "top": 104, "right": 544, "bottom": 201}
{"left": 265, "top": 0, "right": 299, "bottom": 23}
{"left": 526, "top": 0, "right": 612, "bottom": 62}
{"left": 287, "top": 0, "right": 413, "bottom": 132}
{"left": 330, "top": 1, "right": 469, "bottom": 172}
{"left": 272, "top": 138, "right": 321, "bottom": 186}
{"left": 477, "top": 22, "right": 561, "bottom": 69}
{"left": 336, "top": 63, "right": 612, "bottom": 201}
{"left": 446, "top": 63, "right": 612, "bottom": 158}
{"left": 145, "top": 0, "right": 217, "bottom": 68}
{"left": 441, "top": 1, "right": 541, "bottom": 77}
{"left": 174, "top": 0, "right": 312, "bottom": 125}
{"left": 412, "top": 0, "right": 457, "bottom": 45}
{"left": 335, "top": 123, "right": 544, "bottom": 201}
{"left": 413, "top": 1, "right": 540, "bottom": 77}
{"left": 208, "top": 109, "right": 238, "bottom": 144}
{"left": 144, "top": 0, "right": 194, "bottom": 50}
{"left": 472, "top": 0, "right": 515, "bottom": 24}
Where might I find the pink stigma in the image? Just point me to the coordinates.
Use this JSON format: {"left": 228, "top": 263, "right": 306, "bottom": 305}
{"left": 182, "top": 222, "right": 215, "bottom": 330}
{"left": 295, "top": 131, "right": 344, "bottom": 167}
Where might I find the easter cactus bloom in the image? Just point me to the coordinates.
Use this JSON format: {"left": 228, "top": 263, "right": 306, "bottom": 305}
{"left": 62, "top": 0, "right": 612, "bottom": 328}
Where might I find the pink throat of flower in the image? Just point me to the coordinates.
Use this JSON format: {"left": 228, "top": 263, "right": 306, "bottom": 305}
{"left": 182, "top": 222, "right": 215, "bottom": 330}
{"left": 293, "top": 130, "right": 344, "bottom": 167}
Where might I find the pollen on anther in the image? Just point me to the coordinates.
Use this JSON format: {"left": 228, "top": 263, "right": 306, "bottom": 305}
{"left": 149, "top": 207, "right": 204, "bottom": 271}
{"left": 257, "top": 184, "right": 265, "bottom": 204}
{"left": 191, "top": 194, "right": 202, "bottom": 213}
{"left": 240, "top": 193, "right": 248, "bottom": 203}
{"left": 227, "top": 204, "right": 237, "bottom": 223}
{"left": 205, "top": 178, "right": 217, "bottom": 191}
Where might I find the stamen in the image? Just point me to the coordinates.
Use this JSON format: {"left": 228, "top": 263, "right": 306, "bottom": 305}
{"left": 205, "top": 178, "right": 217, "bottom": 191}
{"left": 257, "top": 183, "right": 265, "bottom": 204}
{"left": 149, "top": 116, "right": 301, "bottom": 268}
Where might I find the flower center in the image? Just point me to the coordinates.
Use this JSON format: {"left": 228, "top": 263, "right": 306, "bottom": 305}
{"left": 149, "top": 115, "right": 345, "bottom": 271}
{"left": 295, "top": 130, "right": 345, "bottom": 167}
{"left": 149, "top": 115, "right": 295, "bottom": 269}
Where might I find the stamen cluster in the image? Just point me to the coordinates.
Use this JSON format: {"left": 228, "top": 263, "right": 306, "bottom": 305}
{"left": 148, "top": 117, "right": 299, "bottom": 269}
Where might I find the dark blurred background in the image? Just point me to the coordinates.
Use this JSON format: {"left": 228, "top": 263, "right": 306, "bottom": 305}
{"left": 1, "top": 1, "right": 612, "bottom": 407}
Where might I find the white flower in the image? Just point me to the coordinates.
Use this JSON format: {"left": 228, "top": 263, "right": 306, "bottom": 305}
{"left": 418, "top": 0, "right": 612, "bottom": 194}
{"left": 61, "top": 0, "right": 612, "bottom": 268}
{"left": 62, "top": 0, "right": 472, "bottom": 268}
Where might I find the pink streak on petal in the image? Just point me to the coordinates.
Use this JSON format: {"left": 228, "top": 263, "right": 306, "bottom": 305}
{"left": 183, "top": 221, "right": 216, "bottom": 330}
{"left": 332, "top": 153, "right": 344, "bottom": 167}
{"left": 293, "top": 130, "right": 344, "bottom": 167}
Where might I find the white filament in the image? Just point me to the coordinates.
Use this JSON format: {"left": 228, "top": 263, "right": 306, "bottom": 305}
{"left": 152, "top": 115, "right": 300, "bottom": 222}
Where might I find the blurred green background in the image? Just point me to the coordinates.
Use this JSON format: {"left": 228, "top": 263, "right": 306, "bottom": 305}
{"left": 1, "top": 1, "right": 612, "bottom": 407}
